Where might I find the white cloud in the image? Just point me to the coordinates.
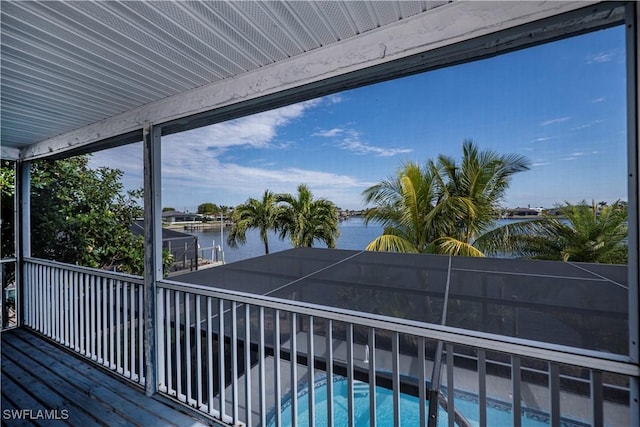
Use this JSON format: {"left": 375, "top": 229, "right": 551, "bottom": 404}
{"left": 570, "top": 119, "right": 604, "bottom": 131}
{"left": 177, "top": 99, "right": 321, "bottom": 150}
{"left": 312, "top": 128, "right": 344, "bottom": 137}
{"left": 314, "top": 127, "right": 412, "bottom": 157}
{"left": 586, "top": 51, "right": 616, "bottom": 64}
{"left": 591, "top": 97, "right": 605, "bottom": 103}
{"left": 88, "top": 97, "right": 375, "bottom": 209}
{"left": 541, "top": 117, "right": 570, "bottom": 126}
{"left": 339, "top": 138, "right": 413, "bottom": 157}
{"left": 532, "top": 162, "right": 551, "bottom": 167}
{"left": 532, "top": 137, "right": 554, "bottom": 142}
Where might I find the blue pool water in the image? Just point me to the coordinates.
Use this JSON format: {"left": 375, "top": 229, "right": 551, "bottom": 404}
{"left": 268, "top": 376, "right": 569, "bottom": 427}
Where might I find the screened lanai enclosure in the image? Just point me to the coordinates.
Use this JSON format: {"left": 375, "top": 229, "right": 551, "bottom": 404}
{"left": 1, "top": 1, "right": 639, "bottom": 427}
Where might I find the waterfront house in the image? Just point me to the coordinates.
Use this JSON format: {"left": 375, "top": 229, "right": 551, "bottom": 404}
{"left": 1, "top": 2, "right": 638, "bottom": 426}
{"left": 162, "top": 210, "right": 204, "bottom": 224}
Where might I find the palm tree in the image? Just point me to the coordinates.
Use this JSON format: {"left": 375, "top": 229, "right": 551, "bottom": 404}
{"left": 362, "top": 162, "right": 440, "bottom": 253}
{"left": 227, "top": 190, "right": 280, "bottom": 254}
{"left": 505, "top": 201, "right": 628, "bottom": 263}
{"left": 277, "top": 184, "right": 339, "bottom": 248}
{"left": 430, "top": 140, "right": 530, "bottom": 256}
{"left": 363, "top": 140, "right": 530, "bottom": 256}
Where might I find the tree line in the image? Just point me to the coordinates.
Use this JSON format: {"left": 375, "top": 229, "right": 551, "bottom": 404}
{"left": 0, "top": 140, "right": 628, "bottom": 275}
{"left": 226, "top": 184, "right": 338, "bottom": 254}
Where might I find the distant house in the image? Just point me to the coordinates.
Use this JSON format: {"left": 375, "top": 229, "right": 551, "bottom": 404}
{"left": 162, "top": 210, "right": 203, "bottom": 224}
{"left": 509, "top": 207, "right": 541, "bottom": 217}
{"left": 131, "top": 220, "right": 199, "bottom": 273}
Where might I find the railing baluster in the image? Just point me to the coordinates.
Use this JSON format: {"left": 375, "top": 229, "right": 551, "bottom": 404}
{"left": 158, "top": 288, "right": 169, "bottom": 393}
{"left": 478, "top": 349, "right": 487, "bottom": 427}
{"left": 274, "top": 309, "right": 281, "bottom": 427}
{"left": 244, "top": 304, "right": 252, "bottom": 426}
{"left": 392, "top": 331, "right": 400, "bottom": 427}
{"left": 418, "top": 337, "right": 426, "bottom": 427}
{"left": 109, "top": 279, "right": 115, "bottom": 369}
{"left": 129, "top": 282, "right": 135, "bottom": 378}
{"left": 512, "top": 355, "right": 522, "bottom": 427}
{"left": 80, "top": 274, "right": 86, "bottom": 356}
{"left": 218, "top": 298, "right": 226, "bottom": 418}
{"left": 95, "top": 277, "right": 101, "bottom": 362}
{"left": 176, "top": 290, "right": 183, "bottom": 401}
{"left": 124, "top": 282, "right": 129, "bottom": 377}
{"left": 369, "top": 329, "right": 378, "bottom": 427}
{"left": 259, "top": 306, "right": 266, "bottom": 427}
{"left": 52, "top": 266, "right": 58, "bottom": 340}
{"left": 550, "top": 362, "right": 561, "bottom": 427}
{"left": 196, "top": 294, "right": 203, "bottom": 409}
{"left": 34, "top": 265, "right": 38, "bottom": 331}
{"left": 447, "top": 343, "right": 455, "bottom": 427}
{"left": 591, "top": 370, "right": 604, "bottom": 427}
{"left": 326, "top": 319, "right": 334, "bottom": 427}
{"left": 207, "top": 296, "right": 214, "bottom": 415}
{"left": 347, "top": 323, "right": 354, "bottom": 427}
{"left": 290, "top": 312, "right": 297, "bottom": 427}
{"left": 102, "top": 278, "right": 107, "bottom": 365}
{"left": 89, "top": 276, "right": 100, "bottom": 360}
{"left": 116, "top": 280, "right": 122, "bottom": 374}
{"left": 73, "top": 271, "right": 79, "bottom": 351}
{"left": 64, "top": 269, "right": 69, "bottom": 346}
{"left": 166, "top": 289, "right": 173, "bottom": 395}
{"left": 308, "top": 316, "right": 315, "bottom": 427}
{"left": 186, "top": 293, "right": 192, "bottom": 404}
{"left": 231, "top": 302, "right": 239, "bottom": 424}
{"left": 138, "top": 284, "right": 144, "bottom": 384}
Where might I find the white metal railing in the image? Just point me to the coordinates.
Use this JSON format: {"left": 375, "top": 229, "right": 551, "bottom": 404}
{"left": 17, "top": 259, "right": 639, "bottom": 426}
{"left": 157, "top": 278, "right": 639, "bottom": 427}
{"left": 24, "top": 258, "right": 145, "bottom": 386}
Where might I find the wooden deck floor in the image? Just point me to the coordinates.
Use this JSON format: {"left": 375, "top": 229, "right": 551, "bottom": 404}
{"left": 1, "top": 328, "right": 215, "bottom": 426}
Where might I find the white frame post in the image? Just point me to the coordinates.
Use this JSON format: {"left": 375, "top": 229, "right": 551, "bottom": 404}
{"left": 143, "top": 121, "right": 162, "bottom": 396}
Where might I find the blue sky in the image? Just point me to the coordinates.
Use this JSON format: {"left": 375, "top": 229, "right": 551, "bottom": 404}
{"left": 91, "top": 25, "right": 627, "bottom": 211}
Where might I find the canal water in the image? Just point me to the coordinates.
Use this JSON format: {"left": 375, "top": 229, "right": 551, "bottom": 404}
{"left": 185, "top": 217, "right": 527, "bottom": 264}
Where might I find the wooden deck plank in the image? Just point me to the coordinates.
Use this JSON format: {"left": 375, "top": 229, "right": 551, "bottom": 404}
{"left": 0, "top": 374, "right": 39, "bottom": 427}
{"left": 14, "top": 330, "right": 209, "bottom": 426}
{"left": 3, "top": 336, "right": 175, "bottom": 427}
{"left": 2, "top": 350, "right": 126, "bottom": 426}
{"left": 1, "top": 328, "right": 214, "bottom": 427}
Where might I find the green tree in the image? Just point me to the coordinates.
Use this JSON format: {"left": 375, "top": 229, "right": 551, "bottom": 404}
{"left": 363, "top": 140, "right": 530, "bottom": 256}
{"left": 0, "top": 160, "right": 16, "bottom": 258}
{"left": 162, "top": 207, "right": 176, "bottom": 212}
{"left": 430, "top": 140, "right": 530, "bottom": 256}
{"left": 277, "top": 184, "right": 339, "bottom": 248}
{"left": 362, "top": 162, "right": 440, "bottom": 253}
{"left": 0, "top": 156, "right": 172, "bottom": 275}
{"left": 197, "top": 202, "right": 218, "bottom": 215}
{"left": 227, "top": 190, "right": 280, "bottom": 254}
{"left": 505, "top": 201, "right": 628, "bottom": 263}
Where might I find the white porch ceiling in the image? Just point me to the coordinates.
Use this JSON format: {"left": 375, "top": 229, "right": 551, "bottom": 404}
{"left": 0, "top": 1, "right": 624, "bottom": 161}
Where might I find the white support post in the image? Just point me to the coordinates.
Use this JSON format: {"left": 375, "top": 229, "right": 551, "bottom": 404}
{"left": 626, "top": 3, "right": 640, "bottom": 426}
{"left": 143, "top": 121, "right": 162, "bottom": 396}
{"left": 16, "top": 160, "right": 31, "bottom": 327}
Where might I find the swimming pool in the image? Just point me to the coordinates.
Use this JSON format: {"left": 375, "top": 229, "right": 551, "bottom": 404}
{"left": 268, "top": 375, "right": 586, "bottom": 427}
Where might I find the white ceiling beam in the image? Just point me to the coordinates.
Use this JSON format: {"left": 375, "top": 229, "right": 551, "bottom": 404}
{"left": 20, "top": 1, "right": 613, "bottom": 160}
{"left": 1, "top": 146, "right": 20, "bottom": 161}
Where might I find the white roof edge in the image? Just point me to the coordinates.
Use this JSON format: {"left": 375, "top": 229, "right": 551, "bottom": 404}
{"left": 19, "top": 0, "right": 608, "bottom": 160}
{"left": 1, "top": 146, "right": 20, "bottom": 161}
